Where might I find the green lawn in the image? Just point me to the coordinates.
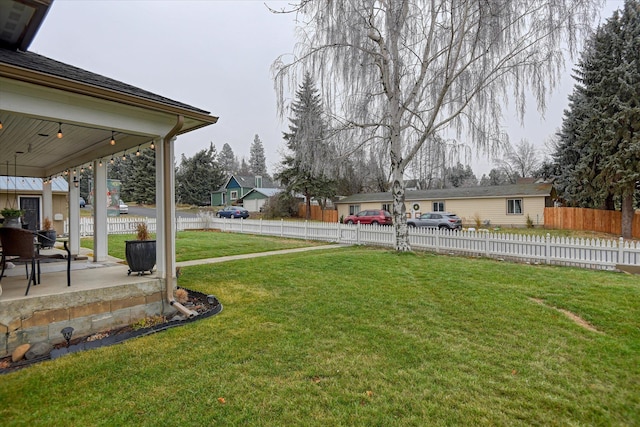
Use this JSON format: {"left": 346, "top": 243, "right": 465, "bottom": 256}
{"left": 2, "top": 244, "right": 638, "bottom": 425}
{"left": 81, "top": 230, "right": 325, "bottom": 261}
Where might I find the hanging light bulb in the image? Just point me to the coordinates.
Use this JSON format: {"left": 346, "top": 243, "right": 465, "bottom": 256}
{"left": 110, "top": 131, "right": 116, "bottom": 145}
{"left": 150, "top": 141, "right": 155, "bottom": 150}
{"left": 80, "top": 166, "right": 85, "bottom": 173}
{"left": 57, "top": 123, "right": 63, "bottom": 139}
{"left": 88, "top": 163, "right": 92, "bottom": 170}
{"left": 0, "top": 118, "right": 3, "bottom": 130}
{"left": 64, "top": 169, "right": 68, "bottom": 176}
{"left": 73, "top": 169, "right": 77, "bottom": 175}
{"left": 99, "top": 159, "right": 103, "bottom": 167}
{"left": 122, "top": 151, "right": 127, "bottom": 161}
{"left": 136, "top": 146, "right": 141, "bottom": 156}
{"left": 110, "top": 157, "right": 114, "bottom": 165}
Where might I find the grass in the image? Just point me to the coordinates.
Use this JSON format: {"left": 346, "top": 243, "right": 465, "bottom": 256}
{"left": 1, "top": 243, "right": 639, "bottom": 425}
{"left": 80, "top": 230, "right": 325, "bottom": 261}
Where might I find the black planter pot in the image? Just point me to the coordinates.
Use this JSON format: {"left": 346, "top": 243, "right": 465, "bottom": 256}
{"left": 37, "top": 230, "right": 57, "bottom": 249}
{"left": 125, "top": 240, "right": 157, "bottom": 276}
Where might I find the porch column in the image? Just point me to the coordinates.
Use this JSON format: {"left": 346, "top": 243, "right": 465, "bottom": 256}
{"left": 42, "top": 179, "right": 52, "bottom": 226}
{"left": 67, "top": 171, "right": 80, "bottom": 256}
{"left": 155, "top": 138, "right": 173, "bottom": 278}
{"left": 93, "top": 160, "right": 108, "bottom": 262}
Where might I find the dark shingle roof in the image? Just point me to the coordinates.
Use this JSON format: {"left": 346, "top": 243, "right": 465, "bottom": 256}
{"left": 337, "top": 183, "right": 553, "bottom": 204}
{"left": 0, "top": 48, "right": 210, "bottom": 114}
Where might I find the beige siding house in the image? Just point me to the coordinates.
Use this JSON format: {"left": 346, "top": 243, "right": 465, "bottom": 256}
{"left": 335, "top": 182, "right": 556, "bottom": 227}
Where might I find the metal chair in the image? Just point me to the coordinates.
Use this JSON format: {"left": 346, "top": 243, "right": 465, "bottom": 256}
{"left": 0, "top": 227, "right": 65, "bottom": 296}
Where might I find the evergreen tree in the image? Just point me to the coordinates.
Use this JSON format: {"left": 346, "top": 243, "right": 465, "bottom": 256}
{"left": 217, "top": 143, "right": 238, "bottom": 175}
{"left": 444, "top": 162, "right": 477, "bottom": 188}
{"left": 121, "top": 148, "right": 156, "bottom": 204}
{"left": 237, "top": 158, "right": 251, "bottom": 175}
{"left": 275, "top": 72, "right": 336, "bottom": 218}
{"left": 175, "top": 143, "right": 225, "bottom": 205}
{"left": 553, "top": 0, "right": 640, "bottom": 237}
{"left": 249, "top": 134, "right": 269, "bottom": 178}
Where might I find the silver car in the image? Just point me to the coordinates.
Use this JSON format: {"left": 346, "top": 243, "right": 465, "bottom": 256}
{"left": 407, "top": 212, "right": 462, "bottom": 230}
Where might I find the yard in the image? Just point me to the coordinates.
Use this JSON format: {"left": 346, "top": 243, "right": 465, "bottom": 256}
{"left": 1, "top": 234, "right": 638, "bottom": 425}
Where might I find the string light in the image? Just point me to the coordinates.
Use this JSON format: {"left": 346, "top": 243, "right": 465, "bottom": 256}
{"left": 122, "top": 151, "right": 127, "bottom": 161}
{"left": 57, "top": 123, "right": 63, "bottom": 139}
{"left": 110, "top": 131, "right": 116, "bottom": 146}
{"left": 99, "top": 159, "right": 103, "bottom": 167}
{"left": 110, "top": 157, "right": 114, "bottom": 165}
{"left": 136, "top": 146, "right": 141, "bottom": 156}
{"left": 150, "top": 141, "right": 155, "bottom": 150}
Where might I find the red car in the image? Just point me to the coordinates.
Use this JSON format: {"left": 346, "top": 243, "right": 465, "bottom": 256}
{"left": 343, "top": 209, "right": 393, "bottom": 225}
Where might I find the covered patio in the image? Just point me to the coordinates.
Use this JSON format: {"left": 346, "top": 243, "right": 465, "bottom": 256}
{"left": 0, "top": 0, "right": 217, "bottom": 357}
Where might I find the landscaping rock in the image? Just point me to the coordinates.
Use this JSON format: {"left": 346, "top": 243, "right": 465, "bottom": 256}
{"left": 12, "top": 344, "right": 30, "bottom": 362}
{"left": 25, "top": 342, "right": 53, "bottom": 360}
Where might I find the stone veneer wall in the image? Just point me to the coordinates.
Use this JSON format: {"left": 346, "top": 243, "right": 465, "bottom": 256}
{"left": 0, "top": 278, "right": 177, "bottom": 358}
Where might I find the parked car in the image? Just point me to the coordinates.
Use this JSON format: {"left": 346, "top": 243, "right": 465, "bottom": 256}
{"left": 119, "top": 200, "right": 129, "bottom": 214}
{"left": 407, "top": 212, "right": 462, "bottom": 230}
{"left": 216, "top": 206, "right": 250, "bottom": 219}
{"left": 343, "top": 209, "right": 393, "bottom": 225}
{"left": 79, "top": 196, "right": 86, "bottom": 208}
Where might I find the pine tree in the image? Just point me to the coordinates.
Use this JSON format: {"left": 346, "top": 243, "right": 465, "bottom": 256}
{"left": 276, "top": 73, "right": 336, "bottom": 218}
{"left": 123, "top": 148, "right": 156, "bottom": 204}
{"left": 553, "top": 0, "right": 640, "bottom": 237}
{"left": 217, "top": 143, "right": 238, "bottom": 175}
{"left": 249, "top": 134, "right": 269, "bottom": 178}
{"left": 175, "top": 143, "right": 226, "bottom": 205}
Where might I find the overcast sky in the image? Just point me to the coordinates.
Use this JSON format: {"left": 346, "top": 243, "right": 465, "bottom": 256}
{"left": 29, "top": 0, "right": 624, "bottom": 178}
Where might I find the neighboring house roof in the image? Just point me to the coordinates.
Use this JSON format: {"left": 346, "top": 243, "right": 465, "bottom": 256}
{"left": 336, "top": 183, "right": 554, "bottom": 204}
{"left": 237, "top": 188, "right": 282, "bottom": 201}
{"left": 216, "top": 175, "right": 277, "bottom": 192}
{"left": 0, "top": 175, "right": 68, "bottom": 192}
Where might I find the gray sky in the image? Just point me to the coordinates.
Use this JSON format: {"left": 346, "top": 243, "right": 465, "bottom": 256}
{"left": 30, "top": 0, "right": 624, "bottom": 178}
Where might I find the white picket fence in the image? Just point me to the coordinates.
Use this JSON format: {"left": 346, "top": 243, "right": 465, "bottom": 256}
{"left": 67, "top": 216, "right": 640, "bottom": 271}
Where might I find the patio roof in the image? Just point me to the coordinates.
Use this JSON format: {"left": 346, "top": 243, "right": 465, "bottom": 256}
{"left": 0, "top": 1, "right": 218, "bottom": 179}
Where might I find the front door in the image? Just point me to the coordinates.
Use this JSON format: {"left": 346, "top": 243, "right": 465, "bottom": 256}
{"left": 20, "top": 196, "right": 40, "bottom": 231}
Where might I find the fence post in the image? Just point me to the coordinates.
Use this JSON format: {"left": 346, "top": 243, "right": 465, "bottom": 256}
{"left": 618, "top": 237, "right": 624, "bottom": 264}
{"left": 545, "top": 233, "right": 551, "bottom": 264}
{"left": 259, "top": 218, "right": 263, "bottom": 235}
{"left": 304, "top": 220, "right": 308, "bottom": 240}
{"left": 281, "top": 219, "right": 284, "bottom": 237}
{"left": 485, "top": 230, "right": 490, "bottom": 257}
{"left": 337, "top": 222, "right": 341, "bottom": 243}
{"left": 356, "top": 223, "right": 361, "bottom": 245}
{"left": 435, "top": 228, "right": 440, "bottom": 253}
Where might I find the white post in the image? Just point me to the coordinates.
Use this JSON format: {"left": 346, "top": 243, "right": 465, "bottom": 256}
{"left": 42, "top": 180, "right": 53, "bottom": 228}
{"left": 67, "top": 171, "right": 80, "bottom": 256}
{"left": 155, "top": 138, "right": 172, "bottom": 278}
{"left": 93, "top": 160, "right": 108, "bottom": 262}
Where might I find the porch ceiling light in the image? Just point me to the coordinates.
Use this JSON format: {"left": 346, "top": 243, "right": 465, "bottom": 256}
{"left": 136, "top": 145, "right": 141, "bottom": 156}
{"left": 99, "top": 159, "right": 103, "bottom": 167}
{"left": 110, "top": 131, "right": 116, "bottom": 146}
{"left": 110, "top": 157, "right": 114, "bottom": 165}
{"left": 122, "top": 151, "right": 127, "bottom": 161}
{"left": 73, "top": 177, "right": 79, "bottom": 188}
{"left": 57, "top": 122, "right": 63, "bottom": 139}
{"left": 0, "top": 118, "right": 3, "bottom": 130}
{"left": 150, "top": 141, "right": 155, "bottom": 150}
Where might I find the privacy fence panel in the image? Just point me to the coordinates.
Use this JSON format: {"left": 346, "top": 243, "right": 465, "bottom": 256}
{"left": 68, "top": 216, "right": 640, "bottom": 271}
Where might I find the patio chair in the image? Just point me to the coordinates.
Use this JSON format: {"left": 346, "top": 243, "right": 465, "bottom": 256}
{"left": 0, "top": 227, "right": 65, "bottom": 296}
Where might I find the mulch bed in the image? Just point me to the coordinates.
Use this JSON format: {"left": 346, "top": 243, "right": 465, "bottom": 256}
{"left": 0, "top": 288, "right": 222, "bottom": 374}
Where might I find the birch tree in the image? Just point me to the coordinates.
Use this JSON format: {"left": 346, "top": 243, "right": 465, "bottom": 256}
{"left": 273, "top": 0, "right": 602, "bottom": 250}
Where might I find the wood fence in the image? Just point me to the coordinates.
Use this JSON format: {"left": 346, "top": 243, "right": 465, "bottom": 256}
{"left": 544, "top": 207, "right": 640, "bottom": 238}
{"left": 297, "top": 204, "right": 339, "bottom": 223}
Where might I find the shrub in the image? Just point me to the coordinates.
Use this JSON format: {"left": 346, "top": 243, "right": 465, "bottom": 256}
{"left": 136, "top": 222, "right": 151, "bottom": 240}
{"left": 526, "top": 214, "right": 534, "bottom": 228}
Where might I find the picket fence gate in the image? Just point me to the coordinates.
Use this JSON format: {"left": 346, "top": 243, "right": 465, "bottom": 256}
{"left": 67, "top": 216, "right": 640, "bottom": 271}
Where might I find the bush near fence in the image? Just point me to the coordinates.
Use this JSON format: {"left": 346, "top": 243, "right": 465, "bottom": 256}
{"left": 297, "top": 204, "right": 338, "bottom": 223}
{"left": 545, "top": 207, "right": 640, "bottom": 238}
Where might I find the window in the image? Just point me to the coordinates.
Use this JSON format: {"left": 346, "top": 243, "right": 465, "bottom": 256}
{"left": 382, "top": 203, "right": 392, "bottom": 212}
{"left": 230, "top": 191, "right": 238, "bottom": 200}
{"left": 349, "top": 205, "right": 360, "bottom": 215}
{"left": 433, "top": 201, "right": 444, "bottom": 212}
{"left": 507, "top": 198, "right": 523, "bottom": 214}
